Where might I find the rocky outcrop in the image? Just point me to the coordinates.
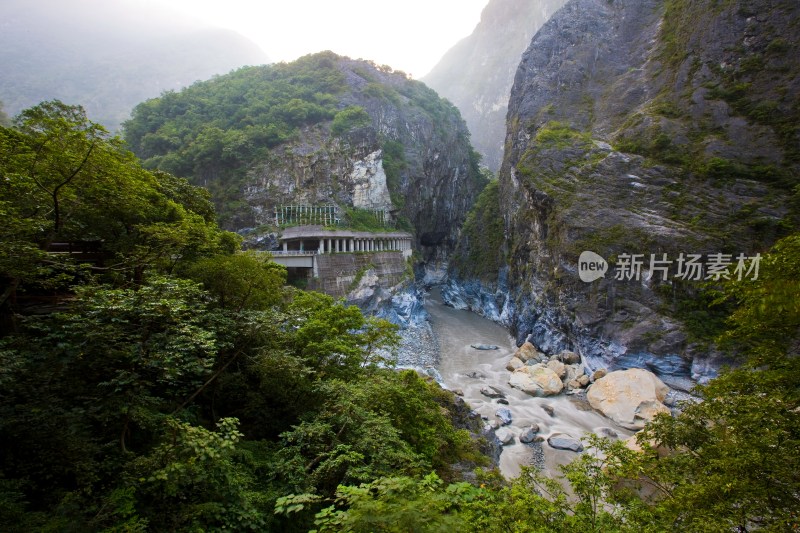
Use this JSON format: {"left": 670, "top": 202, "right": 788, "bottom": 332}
{"left": 423, "top": 0, "right": 568, "bottom": 171}
{"left": 450, "top": 0, "right": 800, "bottom": 388}
{"left": 127, "top": 52, "right": 487, "bottom": 262}
{"left": 350, "top": 150, "right": 393, "bottom": 210}
{"left": 245, "top": 55, "right": 486, "bottom": 261}
{"left": 587, "top": 369, "right": 670, "bottom": 430}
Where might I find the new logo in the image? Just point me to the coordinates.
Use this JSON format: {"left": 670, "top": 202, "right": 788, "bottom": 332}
{"left": 578, "top": 251, "right": 608, "bottom": 282}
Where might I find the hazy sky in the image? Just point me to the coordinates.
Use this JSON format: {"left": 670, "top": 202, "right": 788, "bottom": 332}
{"left": 133, "top": 0, "right": 489, "bottom": 78}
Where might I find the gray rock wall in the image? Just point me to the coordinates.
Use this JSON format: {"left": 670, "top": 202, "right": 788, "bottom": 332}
{"left": 449, "top": 0, "right": 800, "bottom": 388}
{"left": 313, "top": 251, "right": 408, "bottom": 300}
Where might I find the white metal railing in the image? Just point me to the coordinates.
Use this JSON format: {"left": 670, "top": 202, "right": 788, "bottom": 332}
{"left": 269, "top": 250, "right": 319, "bottom": 256}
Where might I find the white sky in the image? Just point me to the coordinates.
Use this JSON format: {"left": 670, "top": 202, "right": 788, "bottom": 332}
{"left": 135, "top": 0, "right": 488, "bottom": 78}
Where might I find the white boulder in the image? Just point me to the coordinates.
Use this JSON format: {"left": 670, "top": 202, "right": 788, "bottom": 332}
{"left": 587, "top": 368, "right": 670, "bottom": 430}
{"left": 508, "top": 364, "right": 564, "bottom": 396}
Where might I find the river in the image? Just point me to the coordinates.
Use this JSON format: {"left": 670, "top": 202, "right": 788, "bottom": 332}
{"left": 424, "top": 287, "right": 633, "bottom": 478}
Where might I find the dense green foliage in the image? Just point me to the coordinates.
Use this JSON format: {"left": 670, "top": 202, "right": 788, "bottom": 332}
{"left": 0, "top": 102, "right": 486, "bottom": 531}
{"left": 122, "top": 51, "right": 483, "bottom": 230}
{"left": 330, "top": 106, "right": 371, "bottom": 136}
{"left": 0, "top": 101, "right": 9, "bottom": 126}
{"left": 3, "top": 100, "right": 798, "bottom": 532}
{"left": 452, "top": 179, "right": 505, "bottom": 279}
{"left": 123, "top": 52, "right": 347, "bottom": 225}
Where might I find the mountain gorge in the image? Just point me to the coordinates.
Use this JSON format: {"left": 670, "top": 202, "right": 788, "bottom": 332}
{"left": 124, "top": 52, "right": 487, "bottom": 262}
{"left": 2, "top": 0, "right": 800, "bottom": 529}
{"left": 424, "top": 0, "right": 568, "bottom": 171}
{"left": 448, "top": 0, "right": 800, "bottom": 387}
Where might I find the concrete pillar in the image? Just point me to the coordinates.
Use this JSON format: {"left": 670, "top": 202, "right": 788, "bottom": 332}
{"left": 350, "top": 239, "right": 354, "bottom": 252}
{"left": 334, "top": 239, "right": 339, "bottom": 253}
{"left": 326, "top": 239, "right": 332, "bottom": 254}
{"left": 282, "top": 241, "right": 288, "bottom": 252}
{"left": 318, "top": 239, "right": 324, "bottom": 253}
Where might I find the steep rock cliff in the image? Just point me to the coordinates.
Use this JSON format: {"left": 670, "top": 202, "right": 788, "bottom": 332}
{"left": 125, "top": 53, "right": 486, "bottom": 262}
{"left": 450, "top": 0, "right": 800, "bottom": 388}
{"left": 423, "top": 0, "right": 568, "bottom": 171}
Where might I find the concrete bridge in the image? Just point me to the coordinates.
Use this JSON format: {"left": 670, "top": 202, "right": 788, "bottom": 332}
{"left": 268, "top": 250, "right": 320, "bottom": 276}
{"left": 276, "top": 226, "right": 413, "bottom": 258}
{"left": 267, "top": 226, "right": 414, "bottom": 293}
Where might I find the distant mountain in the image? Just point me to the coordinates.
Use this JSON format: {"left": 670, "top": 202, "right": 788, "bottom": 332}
{"left": 0, "top": 0, "right": 268, "bottom": 131}
{"left": 423, "top": 0, "right": 567, "bottom": 172}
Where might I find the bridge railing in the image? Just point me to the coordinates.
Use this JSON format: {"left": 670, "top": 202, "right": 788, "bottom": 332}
{"left": 267, "top": 250, "right": 319, "bottom": 256}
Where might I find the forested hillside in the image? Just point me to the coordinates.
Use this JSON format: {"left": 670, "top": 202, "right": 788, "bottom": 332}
{"left": 0, "top": 102, "right": 487, "bottom": 531}
{"left": 124, "top": 52, "right": 487, "bottom": 262}
{"left": 2, "top": 101, "right": 797, "bottom": 533}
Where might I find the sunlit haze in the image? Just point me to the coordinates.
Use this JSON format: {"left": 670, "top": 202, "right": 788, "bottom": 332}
{"left": 133, "top": 0, "right": 488, "bottom": 78}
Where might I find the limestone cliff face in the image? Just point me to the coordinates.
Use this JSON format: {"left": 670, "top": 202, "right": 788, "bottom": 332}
{"left": 423, "top": 0, "right": 568, "bottom": 171}
{"left": 243, "top": 56, "right": 486, "bottom": 262}
{"left": 449, "top": 0, "right": 800, "bottom": 388}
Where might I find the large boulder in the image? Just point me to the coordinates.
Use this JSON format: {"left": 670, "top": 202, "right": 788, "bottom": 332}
{"left": 509, "top": 364, "right": 564, "bottom": 396}
{"left": 587, "top": 369, "right": 670, "bottom": 430}
{"left": 519, "top": 424, "right": 540, "bottom": 443}
{"left": 506, "top": 356, "right": 525, "bottom": 371}
{"left": 557, "top": 350, "right": 582, "bottom": 365}
{"left": 547, "top": 433, "right": 584, "bottom": 452}
{"left": 495, "top": 427, "right": 514, "bottom": 445}
{"left": 514, "top": 341, "right": 543, "bottom": 363}
{"left": 480, "top": 385, "right": 505, "bottom": 399}
{"left": 495, "top": 407, "right": 513, "bottom": 426}
{"left": 564, "top": 363, "right": 585, "bottom": 383}
{"left": 546, "top": 359, "right": 567, "bottom": 379}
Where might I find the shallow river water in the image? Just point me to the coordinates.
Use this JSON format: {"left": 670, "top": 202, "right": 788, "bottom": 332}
{"left": 425, "top": 287, "right": 633, "bottom": 478}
